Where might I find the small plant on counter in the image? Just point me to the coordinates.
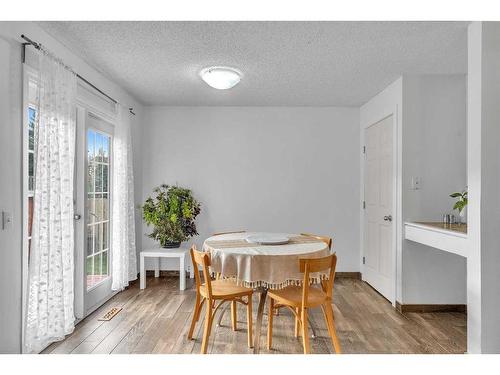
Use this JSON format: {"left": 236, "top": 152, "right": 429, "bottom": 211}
{"left": 142, "top": 184, "right": 201, "bottom": 248}
{"left": 450, "top": 190, "right": 468, "bottom": 214}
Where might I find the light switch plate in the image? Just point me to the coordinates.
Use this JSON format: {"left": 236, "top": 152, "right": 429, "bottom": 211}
{"left": 411, "top": 177, "right": 421, "bottom": 190}
{"left": 1, "top": 211, "right": 13, "bottom": 230}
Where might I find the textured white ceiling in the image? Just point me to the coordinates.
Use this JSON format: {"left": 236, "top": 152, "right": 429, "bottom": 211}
{"left": 38, "top": 21, "right": 468, "bottom": 106}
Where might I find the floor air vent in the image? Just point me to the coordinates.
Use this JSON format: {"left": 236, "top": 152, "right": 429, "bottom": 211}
{"left": 98, "top": 307, "right": 122, "bottom": 321}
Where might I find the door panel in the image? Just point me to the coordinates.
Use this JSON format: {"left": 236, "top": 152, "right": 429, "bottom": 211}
{"left": 363, "top": 115, "right": 394, "bottom": 301}
{"left": 379, "top": 224, "right": 392, "bottom": 277}
{"left": 366, "top": 159, "right": 378, "bottom": 203}
{"left": 366, "top": 222, "right": 379, "bottom": 270}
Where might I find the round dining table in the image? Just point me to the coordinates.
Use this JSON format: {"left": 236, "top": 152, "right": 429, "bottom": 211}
{"left": 203, "top": 231, "right": 331, "bottom": 354}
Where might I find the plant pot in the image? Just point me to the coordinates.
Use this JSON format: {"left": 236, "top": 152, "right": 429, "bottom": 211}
{"left": 459, "top": 207, "right": 467, "bottom": 224}
{"left": 161, "top": 241, "right": 181, "bottom": 249}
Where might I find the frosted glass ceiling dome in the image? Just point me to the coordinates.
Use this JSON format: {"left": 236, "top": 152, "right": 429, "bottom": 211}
{"left": 200, "top": 66, "right": 242, "bottom": 90}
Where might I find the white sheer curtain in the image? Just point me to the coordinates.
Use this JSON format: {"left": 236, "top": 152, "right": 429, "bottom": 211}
{"left": 111, "top": 105, "right": 137, "bottom": 290}
{"left": 25, "top": 50, "right": 77, "bottom": 353}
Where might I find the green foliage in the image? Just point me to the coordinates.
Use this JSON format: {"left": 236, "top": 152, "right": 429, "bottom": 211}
{"left": 450, "top": 190, "right": 468, "bottom": 213}
{"left": 142, "top": 184, "right": 201, "bottom": 247}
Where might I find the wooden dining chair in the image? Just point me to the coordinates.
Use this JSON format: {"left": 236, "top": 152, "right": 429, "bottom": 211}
{"left": 300, "top": 233, "right": 333, "bottom": 250}
{"left": 278, "top": 234, "right": 331, "bottom": 332}
{"left": 266, "top": 253, "right": 341, "bottom": 354}
{"left": 187, "top": 245, "right": 254, "bottom": 354}
{"left": 211, "top": 230, "right": 247, "bottom": 322}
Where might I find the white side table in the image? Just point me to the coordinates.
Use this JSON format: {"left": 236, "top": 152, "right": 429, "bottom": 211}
{"left": 140, "top": 246, "right": 194, "bottom": 291}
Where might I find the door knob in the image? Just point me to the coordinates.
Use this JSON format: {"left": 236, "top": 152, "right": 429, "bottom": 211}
{"left": 383, "top": 215, "right": 392, "bottom": 222}
{"left": 74, "top": 213, "right": 82, "bottom": 220}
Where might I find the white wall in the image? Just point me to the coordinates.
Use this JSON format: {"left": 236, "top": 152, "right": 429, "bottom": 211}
{"left": 141, "top": 106, "right": 360, "bottom": 272}
{"left": 0, "top": 35, "right": 23, "bottom": 354}
{"left": 401, "top": 75, "right": 467, "bottom": 305}
{"left": 0, "top": 21, "right": 144, "bottom": 353}
{"left": 466, "top": 21, "right": 483, "bottom": 355}
{"left": 467, "top": 21, "right": 500, "bottom": 354}
{"left": 478, "top": 21, "right": 500, "bottom": 354}
{"left": 402, "top": 75, "right": 467, "bottom": 222}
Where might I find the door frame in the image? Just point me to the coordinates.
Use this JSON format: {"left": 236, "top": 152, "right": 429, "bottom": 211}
{"left": 360, "top": 107, "right": 400, "bottom": 306}
{"left": 75, "top": 81, "right": 118, "bottom": 318}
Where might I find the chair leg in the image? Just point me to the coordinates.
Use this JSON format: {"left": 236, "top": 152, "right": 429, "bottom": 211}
{"left": 188, "top": 294, "right": 203, "bottom": 340}
{"left": 201, "top": 299, "right": 213, "bottom": 354}
{"left": 267, "top": 298, "right": 274, "bottom": 350}
{"left": 197, "top": 298, "right": 205, "bottom": 321}
{"left": 231, "top": 300, "right": 237, "bottom": 331}
{"left": 324, "top": 303, "right": 342, "bottom": 354}
{"left": 294, "top": 308, "right": 300, "bottom": 337}
{"left": 247, "top": 294, "right": 253, "bottom": 348}
{"left": 301, "top": 307, "right": 310, "bottom": 354}
{"left": 320, "top": 304, "right": 331, "bottom": 338}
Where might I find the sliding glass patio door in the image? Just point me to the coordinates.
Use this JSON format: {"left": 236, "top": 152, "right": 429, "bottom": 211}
{"left": 75, "top": 109, "right": 115, "bottom": 317}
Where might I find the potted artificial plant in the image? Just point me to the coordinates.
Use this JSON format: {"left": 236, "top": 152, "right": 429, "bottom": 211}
{"left": 450, "top": 189, "right": 468, "bottom": 224}
{"left": 142, "top": 184, "right": 201, "bottom": 248}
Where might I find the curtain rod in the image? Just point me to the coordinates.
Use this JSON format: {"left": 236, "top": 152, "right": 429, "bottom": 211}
{"left": 21, "top": 34, "right": 136, "bottom": 116}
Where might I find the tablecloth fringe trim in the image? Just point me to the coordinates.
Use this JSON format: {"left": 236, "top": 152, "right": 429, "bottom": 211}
{"left": 217, "top": 274, "right": 329, "bottom": 289}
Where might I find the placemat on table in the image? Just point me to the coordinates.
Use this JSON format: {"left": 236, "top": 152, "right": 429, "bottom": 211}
{"left": 204, "top": 235, "right": 323, "bottom": 249}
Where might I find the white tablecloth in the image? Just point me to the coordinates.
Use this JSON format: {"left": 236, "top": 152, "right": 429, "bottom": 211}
{"left": 203, "top": 232, "right": 330, "bottom": 289}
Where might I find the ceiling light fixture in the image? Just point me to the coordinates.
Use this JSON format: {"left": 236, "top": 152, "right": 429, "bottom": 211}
{"left": 200, "top": 66, "right": 241, "bottom": 90}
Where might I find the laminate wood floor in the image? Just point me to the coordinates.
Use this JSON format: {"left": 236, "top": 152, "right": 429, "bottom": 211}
{"left": 43, "top": 276, "right": 466, "bottom": 354}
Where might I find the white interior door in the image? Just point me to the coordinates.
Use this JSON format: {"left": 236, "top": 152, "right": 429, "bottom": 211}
{"left": 75, "top": 109, "right": 115, "bottom": 317}
{"left": 363, "top": 115, "right": 394, "bottom": 301}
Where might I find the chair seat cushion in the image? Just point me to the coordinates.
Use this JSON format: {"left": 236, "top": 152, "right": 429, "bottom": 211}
{"left": 268, "top": 285, "right": 329, "bottom": 308}
{"left": 200, "top": 279, "right": 253, "bottom": 299}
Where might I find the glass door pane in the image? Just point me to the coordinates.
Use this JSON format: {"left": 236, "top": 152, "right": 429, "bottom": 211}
{"left": 86, "top": 129, "right": 111, "bottom": 290}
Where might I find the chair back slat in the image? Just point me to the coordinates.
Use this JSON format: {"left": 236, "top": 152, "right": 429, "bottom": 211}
{"left": 190, "top": 245, "right": 213, "bottom": 298}
{"left": 300, "top": 233, "right": 332, "bottom": 250}
{"left": 299, "top": 255, "right": 334, "bottom": 273}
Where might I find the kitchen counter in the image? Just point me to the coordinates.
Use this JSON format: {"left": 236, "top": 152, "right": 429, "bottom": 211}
{"left": 413, "top": 222, "right": 467, "bottom": 235}
{"left": 404, "top": 221, "right": 468, "bottom": 258}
